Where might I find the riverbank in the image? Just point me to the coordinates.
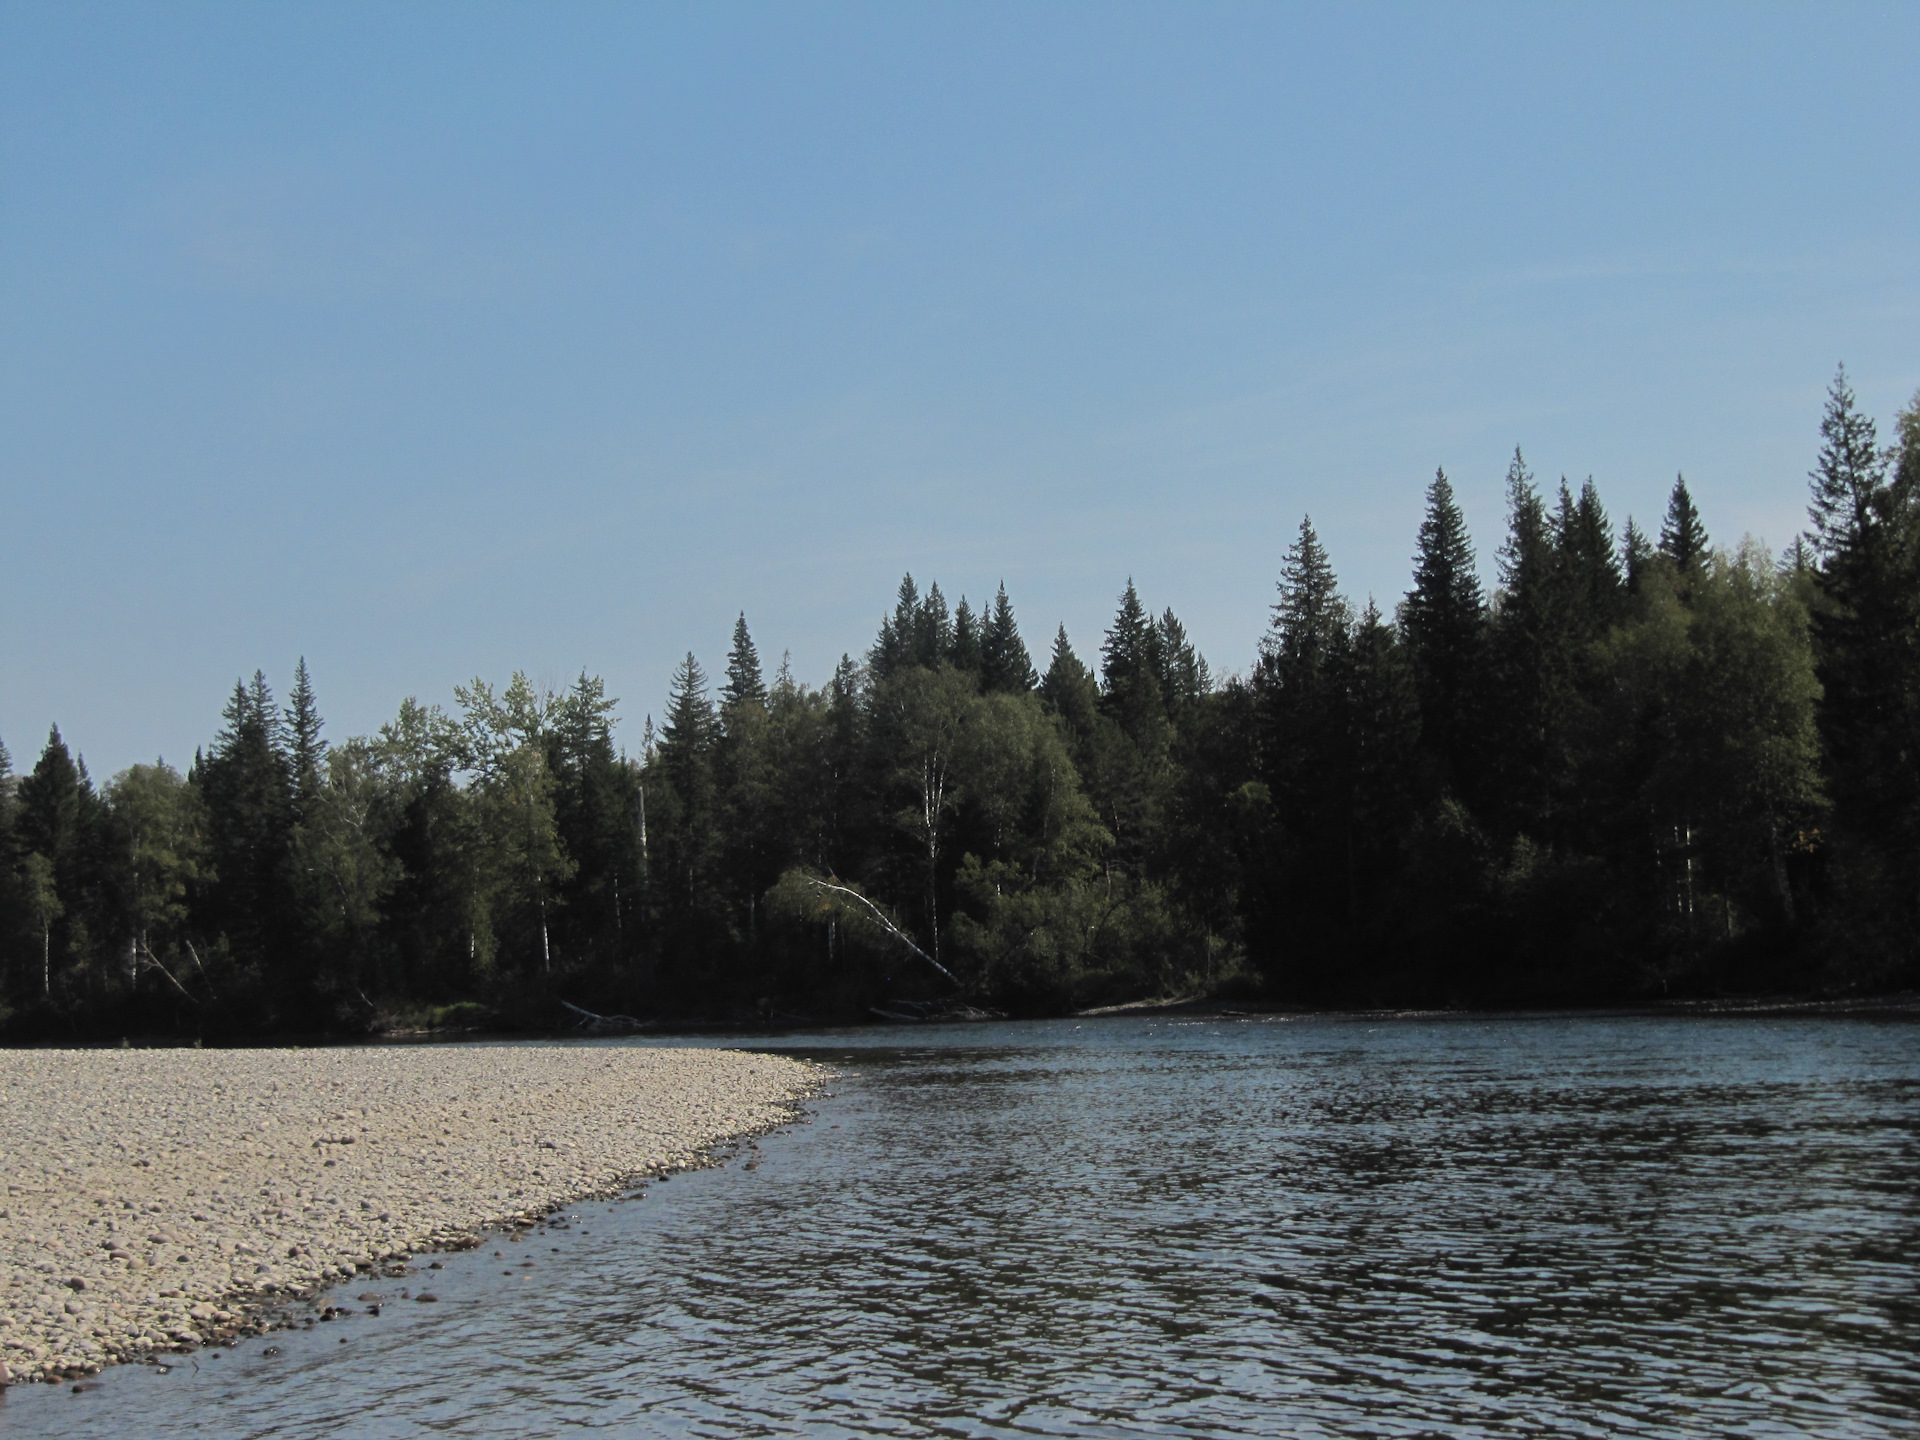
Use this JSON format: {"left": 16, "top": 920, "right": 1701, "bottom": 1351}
{"left": 0, "top": 1044, "right": 821, "bottom": 1386}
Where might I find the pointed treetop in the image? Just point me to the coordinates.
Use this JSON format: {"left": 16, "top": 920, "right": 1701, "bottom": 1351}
{"left": 1044, "top": 624, "right": 1087, "bottom": 688}
{"left": 722, "top": 613, "right": 767, "bottom": 711}
{"left": 980, "top": 582, "right": 1037, "bottom": 694}
{"left": 1101, "top": 579, "right": 1157, "bottom": 693}
{"left": 1156, "top": 607, "right": 1209, "bottom": 707}
{"left": 949, "top": 596, "right": 983, "bottom": 673}
{"left": 1622, "top": 516, "right": 1654, "bottom": 589}
{"left": 1270, "top": 517, "right": 1347, "bottom": 669}
{"left": 1807, "top": 363, "right": 1888, "bottom": 563}
{"left": 1406, "top": 466, "right": 1483, "bottom": 630}
{"left": 1659, "top": 474, "right": 1709, "bottom": 570}
{"left": 1559, "top": 477, "right": 1625, "bottom": 611}
{"left": 286, "top": 657, "right": 326, "bottom": 799}
{"left": 1498, "top": 450, "right": 1552, "bottom": 598}
{"left": 917, "top": 582, "right": 953, "bottom": 667}
{"left": 661, "top": 652, "right": 717, "bottom": 756}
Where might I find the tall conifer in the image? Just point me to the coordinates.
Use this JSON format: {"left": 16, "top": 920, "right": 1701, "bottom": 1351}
{"left": 198, "top": 672, "right": 294, "bottom": 974}
{"left": 1806, "top": 370, "right": 1920, "bottom": 975}
{"left": 980, "top": 583, "right": 1037, "bottom": 694}
{"left": 1402, "top": 468, "right": 1485, "bottom": 795}
{"left": 950, "top": 597, "right": 983, "bottom": 675}
{"left": 1659, "top": 475, "right": 1709, "bottom": 572}
{"left": 721, "top": 614, "right": 767, "bottom": 712}
{"left": 285, "top": 658, "right": 326, "bottom": 821}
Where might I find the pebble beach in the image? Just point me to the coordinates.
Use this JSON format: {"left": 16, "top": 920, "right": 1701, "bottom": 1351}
{"left": 0, "top": 1044, "right": 820, "bottom": 1386}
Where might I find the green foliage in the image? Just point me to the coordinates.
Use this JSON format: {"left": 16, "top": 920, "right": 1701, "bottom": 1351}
{"left": 1402, "top": 467, "right": 1485, "bottom": 796}
{"left": 1659, "top": 474, "right": 1709, "bottom": 573}
{"left": 6, "top": 381, "right": 1912, "bottom": 1034}
{"left": 1803, "top": 370, "right": 1920, "bottom": 983}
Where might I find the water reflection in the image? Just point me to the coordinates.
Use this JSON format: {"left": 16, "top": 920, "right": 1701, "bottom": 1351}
{"left": 8, "top": 1015, "right": 1917, "bottom": 1437}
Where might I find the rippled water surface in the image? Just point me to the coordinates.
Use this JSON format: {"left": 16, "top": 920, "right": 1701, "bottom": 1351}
{"left": 8, "top": 1014, "right": 1918, "bottom": 1438}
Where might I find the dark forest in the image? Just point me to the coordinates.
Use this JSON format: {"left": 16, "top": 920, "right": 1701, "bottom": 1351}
{"left": 4, "top": 371, "right": 1915, "bottom": 1037}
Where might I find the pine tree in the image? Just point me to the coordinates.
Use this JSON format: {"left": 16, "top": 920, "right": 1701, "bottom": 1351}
{"left": 1659, "top": 474, "right": 1709, "bottom": 573}
{"left": 1402, "top": 468, "right": 1485, "bottom": 796}
{"left": 980, "top": 583, "right": 1037, "bottom": 694}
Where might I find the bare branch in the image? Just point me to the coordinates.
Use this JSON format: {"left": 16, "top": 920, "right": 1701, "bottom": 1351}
{"left": 135, "top": 943, "right": 200, "bottom": 1007}
{"left": 801, "top": 876, "right": 960, "bottom": 987}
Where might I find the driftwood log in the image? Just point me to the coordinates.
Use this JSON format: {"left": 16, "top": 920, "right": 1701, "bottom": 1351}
{"left": 559, "top": 999, "right": 648, "bottom": 1034}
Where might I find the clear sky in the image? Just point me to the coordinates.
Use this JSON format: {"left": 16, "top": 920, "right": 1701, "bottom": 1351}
{"left": 4, "top": 2, "right": 1916, "bottom": 778}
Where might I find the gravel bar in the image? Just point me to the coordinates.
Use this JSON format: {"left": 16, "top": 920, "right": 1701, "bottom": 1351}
{"left": 0, "top": 1044, "right": 821, "bottom": 1385}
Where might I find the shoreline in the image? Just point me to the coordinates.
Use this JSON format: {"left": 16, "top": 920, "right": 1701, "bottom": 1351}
{"left": 0, "top": 1044, "right": 824, "bottom": 1387}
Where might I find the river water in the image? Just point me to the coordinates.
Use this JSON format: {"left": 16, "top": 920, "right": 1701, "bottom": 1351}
{"left": 6, "top": 1014, "right": 1917, "bottom": 1437}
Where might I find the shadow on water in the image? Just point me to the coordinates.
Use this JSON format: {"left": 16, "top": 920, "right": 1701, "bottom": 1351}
{"left": 7, "top": 1013, "right": 1919, "bottom": 1438}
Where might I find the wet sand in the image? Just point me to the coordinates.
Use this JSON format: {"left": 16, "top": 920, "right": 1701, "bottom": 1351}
{"left": 0, "top": 1044, "right": 820, "bottom": 1385}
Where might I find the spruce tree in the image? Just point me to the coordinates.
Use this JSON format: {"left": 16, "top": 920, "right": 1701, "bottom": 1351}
{"left": 1559, "top": 478, "right": 1626, "bottom": 629}
{"left": 285, "top": 658, "right": 326, "bottom": 822}
{"left": 1154, "top": 608, "right": 1208, "bottom": 716}
{"left": 198, "top": 672, "right": 294, "bottom": 975}
{"left": 1622, "top": 516, "right": 1654, "bottom": 591}
{"left": 1337, "top": 600, "right": 1422, "bottom": 938}
{"left": 917, "top": 583, "right": 954, "bottom": 668}
{"left": 721, "top": 614, "right": 767, "bottom": 712}
{"left": 1806, "top": 369, "right": 1920, "bottom": 977}
{"left": 548, "top": 672, "right": 633, "bottom": 968}
{"left": 1102, "top": 580, "right": 1154, "bottom": 689}
{"left": 1265, "top": 518, "right": 1347, "bottom": 680}
{"left": 656, "top": 653, "right": 722, "bottom": 921}
{"left": 1100, "top": 580, "right": 1165, "bottom": 741}
{"left": 1659, "top": 474, "right": 1709, "bottom": 573}
{"left": 950, "top": 596, "right": 983, "bottom": 675}
{"left": 1488, "top": 449, "right": 1569, "bottom": 836}
{"left": 1252, "top": 518, "right": 1353, "bottom": 990}
{"left": 15, "top": 726, "right": 107, "bottom": 1000}
{"left": 718, "top": 617, "right": 773, "bottom": 943}
{"left": 980, "top": 583, "right": 1037, "bottom": 694}
{"left": 870, "top": 575, "right": 921, "bottom": 681}
{"left": 14, "top": 726, "right": 83, "bottom": 865}
{"left": 1041, "top": 626, "right": 1102, "bottom": 744}
{"left": 1402, "top": 468, "right": 1485, "bottom": 796}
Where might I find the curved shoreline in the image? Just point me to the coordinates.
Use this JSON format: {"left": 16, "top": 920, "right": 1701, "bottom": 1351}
{"left": 0, "top": 1044, "right": 823, "bottom": 1386}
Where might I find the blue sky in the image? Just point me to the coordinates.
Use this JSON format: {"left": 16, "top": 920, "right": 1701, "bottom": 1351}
{"left": 4, "top": 2, "right": 1917, "bottom": 777}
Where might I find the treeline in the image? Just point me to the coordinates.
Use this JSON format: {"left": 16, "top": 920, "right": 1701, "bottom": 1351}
{"left": 2, "top": 371, "right": 1915, "bottom": 1036}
